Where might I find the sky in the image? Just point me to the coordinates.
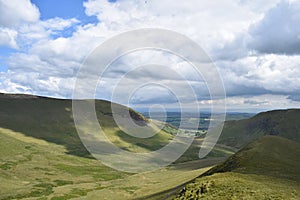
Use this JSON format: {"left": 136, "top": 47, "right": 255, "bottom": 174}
{"left": 0, "top": 0, "right": 300, "bottom": 112}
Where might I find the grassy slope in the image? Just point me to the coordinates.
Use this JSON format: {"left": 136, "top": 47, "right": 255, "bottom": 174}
{"left": 218, "top": 109, "right": 300, "bottom": 148}
{"left": 204, "top": 136, "right": 300, "bottom": 179}
{"left": 171, "top": 136, "right": 300, "bottom": 199}
{"left": 0, "top": 128, "right": 127, "bottom": 200}
{"left": 0, "top": 93, "right": 233, "bottom": 199}
{"left": 0, "top": 128, "right": 224, "bottom": 200}
{"left": 0, "top": 93, "right": 173, "bottom": 156}
{"left": 0, "top": 93, "right": 232, "bottom": 161}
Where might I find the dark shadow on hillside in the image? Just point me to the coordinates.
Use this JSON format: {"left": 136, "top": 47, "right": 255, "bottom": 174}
{"left": 0, "top": 97, "right": 92, "bottom": 158}
{"left": 0, "top": 94, "right": 153, "bottom": 159}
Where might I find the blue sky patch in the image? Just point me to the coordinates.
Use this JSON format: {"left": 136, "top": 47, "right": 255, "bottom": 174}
{"left": 31, "top": 0, "right": 98, "bottom": 24}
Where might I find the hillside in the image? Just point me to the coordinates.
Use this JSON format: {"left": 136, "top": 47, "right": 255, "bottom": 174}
{"left": 0, "top": 93, "right": 173, "bottom": 156}
{"left": 0, "top": 127, "right": 128, "bottom": 199}
{"left": 218, "top": 109, "right": 300, "bottom": 148}
{"left": 205, "top": 135, "right": 300, "bottom": 179}
{"left": 0, "top": 93, "right": 230, "bottom": 199}
{"left": 0, "top": 93, "right": 235, "bottom": 161}
{"left": 171, "top": 135, "right": 300, "bottom": 199}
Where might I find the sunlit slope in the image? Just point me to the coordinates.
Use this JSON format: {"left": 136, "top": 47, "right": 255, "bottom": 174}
{"left": 218, "top": 109, "right": 300, "bottom": 148}
{"left": 0, "top": 127, "right": 128, "bottom": 200}
{"left": 0, "top": 127, "right": 223, "bottom": 200}
{"left": 171, "top": 136, "right": 300, "bottom": 200}
{"left": 0, "top": 93, "right": 173, "bottom": 156}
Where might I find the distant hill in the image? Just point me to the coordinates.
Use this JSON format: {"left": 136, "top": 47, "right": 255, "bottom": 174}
{"left": 218, "top": 109, "right": 300, "bottom": 148}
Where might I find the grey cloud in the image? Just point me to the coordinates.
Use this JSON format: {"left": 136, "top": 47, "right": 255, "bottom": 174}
{"left": 7, "top": 53, "right": 79, "bottom": 78}
{"left": 128, "top": 86, "right": 179, "bottom": 104}
{"left": 225, "top": 84, "right": 270, "bottom": 97}
{"left": 244, "top": 99, "right": 268, "bottom": 105}
{"left": 248, "top": 1, "right": 300, "bottom": 55}
{"left": 212, "top": 35, "right": 249, "bottom": 61}
{"left": 130, "top": 95, "right": 179, "bottom": 105}
{"left": 288, "top": 94, "right": 300, "bottom": 102}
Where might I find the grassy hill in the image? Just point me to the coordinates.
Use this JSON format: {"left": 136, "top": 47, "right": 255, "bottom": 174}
{"left": 0, "top": 92, "right": 235, "bottom": 160}
{"left": 0, "top": 127, "right": 128, "bottom": 199}
{"left": 0, "top": 93, "right": 233, "bottom": 199}
{"left": 0, "top": 93, "right": 174, "bottom": 156}
{"left": 171, "top": 135, "right": 300, "bottom": 199}
{"left": 218, "top": 109, "right": 300, "bottom": 148}
{"left": 0, "top": 127, "right": 225, "bottom": 200}
{"left": 205, "top": 135, "right": 300, "bottom": 179}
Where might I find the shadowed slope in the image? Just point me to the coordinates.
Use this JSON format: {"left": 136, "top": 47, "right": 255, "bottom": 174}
{"left": 0, "top": 93, "right": 173, "bottom": 157}
{"left": 218, "top": 109, "right": 300, "bottom": 148}
{"left": 171, "top": 136, "right": 300, "bottom": 199}
{"left": 205, "top": 135, "right": 300, "bottom": 180}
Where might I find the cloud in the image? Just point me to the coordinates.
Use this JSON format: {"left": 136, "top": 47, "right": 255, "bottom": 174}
{"left": 243, "top": 99, "right": 268, "bottom": 105}
{"left": 288, "top": 94, "right": 300, "bottom": 102}
{"left": 0, "top": 71, "right": 75, "bottom": 98}
{"left": 0, "top": 0, "right": 39, "bottom": 49}
{"left": 129, "top": 85, "right": 179, "bottom": 104}
{"left": 0, "top": 0, "right": 300, "bottom": 111}
{"left": 0, "top": 28, "right": 18, "bottom": 48}
{"left": 0, "top": 0, "right": 79, "bottom": 49}
{"left": 248, "top": 0, "right": 300, "bottom": 55}
{"left": 201, "top": 94, "right": 300, "bottom": 112}
{"left": 217, "top": 54, "right": 300, "bottom": 98}
{"left": 0, "top": 0, "right": 40, "bottom": 27}
{"left": 83, "top": 0, "right": 263, "bottom": 54}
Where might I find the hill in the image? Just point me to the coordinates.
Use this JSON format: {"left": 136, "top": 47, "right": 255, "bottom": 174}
{"left": 0, "top": 126, "right": 224, "bottom": 200}
{"left": 0, "top": 93, "right": 174, "bottom": 156}
{"left": 0, "top": 127, "right": 128, "bottom": 199}
{"left": 0, "top": 93, "right": 230, "bottom": 199}
{"left": 205, "top": 135, "right": 300, "bottom": 179}
{"left": 218, "top": 109, "right": 300, "bottom": 148}
{"left": 171, "top": 135, "right": 300, "bottom": 199}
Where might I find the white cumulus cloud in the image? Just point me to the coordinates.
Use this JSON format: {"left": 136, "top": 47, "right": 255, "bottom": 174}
{"left": 0, "top": 0, "right": 40, "bottom": 27}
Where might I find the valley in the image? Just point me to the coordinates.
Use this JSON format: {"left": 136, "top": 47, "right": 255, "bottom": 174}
{"left": 0, "top": 93, "right": 299, "bottom": 199}
{"left": 0, "top": 93, "right": 233, "bottom": 199}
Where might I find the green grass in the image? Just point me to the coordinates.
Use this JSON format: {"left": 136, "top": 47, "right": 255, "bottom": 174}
{"left": 6, "top": 93, "right": 298, "bottom": 199}
{"left": 0, "top": 128, "right": 128, "bottom": 199}
{"left": 0, "top": 128, "right": 225, "bottom": 199}
{"left": 218, "top": 109, "right": 300, "bottom": 148}
{"left": 175, "top": 138, "right": 236, "bottom": 163}
{"left": 171, "top": 172, "right": 299, "bottom": 200}
{"left": 205, "top": 135, "right": 300, "bottom": 179}
{"left": 0, "top": 93, "right": 232, "bottom": 199}
{"left": 0, "top": 94, "right": 174, "bottom": 156}
{"left": 170, "top": 135, "right": 300, "bottom": 200}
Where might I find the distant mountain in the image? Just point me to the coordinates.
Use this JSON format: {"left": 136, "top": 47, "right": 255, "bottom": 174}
{"left": 218, "top": 109, "right": 300, "bottom": 148}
